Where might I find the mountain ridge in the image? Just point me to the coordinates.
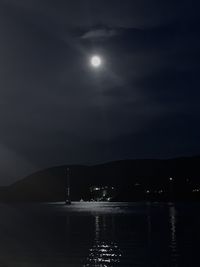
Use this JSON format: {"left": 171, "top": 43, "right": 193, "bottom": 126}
{"left": 1, "top": 156, "right": 200, "bottom": 201}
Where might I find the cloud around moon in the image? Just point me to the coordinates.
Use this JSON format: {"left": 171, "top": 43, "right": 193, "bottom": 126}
{"left": 82, "top": 28, "right": 117, "bottom": 40}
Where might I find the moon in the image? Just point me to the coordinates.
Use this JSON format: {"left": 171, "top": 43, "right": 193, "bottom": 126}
{"left": 90, "top": 55, "right": 102, "bottom": 68}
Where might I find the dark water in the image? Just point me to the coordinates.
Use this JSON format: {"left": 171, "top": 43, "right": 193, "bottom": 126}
{"left": 0, "top": 202, "right": 200, "bottom": 266}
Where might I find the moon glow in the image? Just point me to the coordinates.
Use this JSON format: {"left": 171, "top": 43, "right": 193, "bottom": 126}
{"left": 90, "top": 55, "right": 102, "bottom": 68}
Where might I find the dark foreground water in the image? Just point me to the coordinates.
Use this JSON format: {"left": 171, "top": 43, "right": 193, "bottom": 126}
{"left": 0, "top": 202, "right": 200, "bottom": 266}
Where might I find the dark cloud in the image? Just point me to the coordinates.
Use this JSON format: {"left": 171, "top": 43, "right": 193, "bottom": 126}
{"left": 0, "top": 0, "right": 199, "bottom": 184}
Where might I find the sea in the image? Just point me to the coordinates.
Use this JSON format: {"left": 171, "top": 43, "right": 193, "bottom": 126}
{"left": 0, "top": 202, "right": 199, "bottom": 266}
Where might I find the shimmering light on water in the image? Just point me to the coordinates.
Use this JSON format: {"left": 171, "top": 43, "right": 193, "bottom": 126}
{"left": 169, "top": 205, "right": 178, "bottom": 267}
{"left": 84, "top": 215, "right": 122, "bottom": 266}
{"left": 0, "top": 202, "right": 200, "bottom": 266}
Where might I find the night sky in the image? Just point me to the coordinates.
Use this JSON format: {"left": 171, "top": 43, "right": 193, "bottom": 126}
{"left": 0, "top": 0, "right": 200, "bottom": 184}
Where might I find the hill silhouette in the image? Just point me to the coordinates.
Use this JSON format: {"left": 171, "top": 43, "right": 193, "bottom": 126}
{"left": 1, "top": 156, "right": 200, "bottom": 201}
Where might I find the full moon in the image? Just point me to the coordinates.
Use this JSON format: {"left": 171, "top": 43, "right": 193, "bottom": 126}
{"left": 90, "top": 55, "right": 102, "bottom": 68}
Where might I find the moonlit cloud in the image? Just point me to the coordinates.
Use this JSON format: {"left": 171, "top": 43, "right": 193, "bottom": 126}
{"left": 82, "top": 28, "right": 117, "bottom": 40}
